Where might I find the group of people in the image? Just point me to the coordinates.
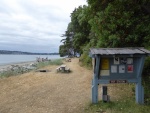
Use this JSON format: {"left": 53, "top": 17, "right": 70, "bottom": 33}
{"left": 36, "top": 57, "right": 50, "bottom": 62}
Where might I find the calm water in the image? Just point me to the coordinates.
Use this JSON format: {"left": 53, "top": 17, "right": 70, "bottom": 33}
{"left": 0, "top": 54, "right": 61, "bottom": 65}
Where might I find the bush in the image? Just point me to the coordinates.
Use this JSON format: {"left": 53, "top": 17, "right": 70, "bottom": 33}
{"left": 85, "top": 99, "right": 150, "bottom": 113}
{"left": 79, "top": 51, "right": 92, "bottom": 68}
{"left": 142, "top": 57, "right": 150, "bottom": 105}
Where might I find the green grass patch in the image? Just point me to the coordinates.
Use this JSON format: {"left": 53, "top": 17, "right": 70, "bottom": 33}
{"left": 85, "top": 99, "right": 150, "bottom": 113}
{"left": 0, "top": 68, "right": 28, "bottom": 78}
{"left": 36, "top": 59, "right": 63, "bottom": 68}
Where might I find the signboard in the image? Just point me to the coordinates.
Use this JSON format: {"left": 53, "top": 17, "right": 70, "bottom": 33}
{"left": 100, "top": 70, "right": 110, "bottom": 76}
{"left": 111, "top": 65, "right": 117, "bottom": 73}
{"left": 127, "top": 58, "right": 133, "bottom": 64}
{"left": 101, "top": 58, "right": 109, "bottom": 70}
{"left": 110, "top": 80, "right": 127, "bottom": 83}
{"left": 114, "top": 57, "right": 119, "bottom": 64}
{"left": 128, "top": 65, "right": 133, "bottom": 73}
{"left": 90, "top": 48, "right": 150, "bottom": 104}
{"left": 100, "top": 58, "right": 110, "bottom": 76}
{"left": 119, "top": 65, "right": 125, "bottom": 73}
{"left": 120, "top": 58, "right": 127, "bottom": 64}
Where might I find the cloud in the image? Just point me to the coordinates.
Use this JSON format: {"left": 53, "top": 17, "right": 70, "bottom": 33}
{"left": 0, "top": 0, "right": 87, "bottom": 53}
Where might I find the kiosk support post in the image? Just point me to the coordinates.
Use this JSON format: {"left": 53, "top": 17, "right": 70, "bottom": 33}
{"left": 92, "top": 55, "right": 100, "bottom": 103}
{"left": 135, "top": 56, "right": 145, "bottom": 104}
{"left": 136, "top": 78, "right": 144, "bottom": 104}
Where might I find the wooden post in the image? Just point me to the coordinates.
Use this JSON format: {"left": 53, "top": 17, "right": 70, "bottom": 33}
{"left": 92, "top": 55, "right": 100, "bottom": 103}
{"left": 135, "top": 56, "right": 145, "bottom": 104}
{"left": 136, "top": 78, "right": 144, "bottom": 104}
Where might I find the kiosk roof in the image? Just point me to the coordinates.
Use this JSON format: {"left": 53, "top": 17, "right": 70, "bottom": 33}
{"left": 90, "top": 48, "right": 150, "bottom": 55}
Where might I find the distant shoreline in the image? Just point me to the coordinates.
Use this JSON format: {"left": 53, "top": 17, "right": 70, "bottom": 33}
{"left": 0, "top": 54, "right": 61, "bottom": 67}
{"left": 0, "top": 50, "right": 59, "bottom": 55}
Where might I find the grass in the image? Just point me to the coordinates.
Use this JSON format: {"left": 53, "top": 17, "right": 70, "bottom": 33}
{"left": 84, "top": 84, "right": 150, "bottom": 113}
{"left": 0, "top": 67, "right": 29, "bottom": 78}
{"left": 36, "top": 59, "right": 63, "bottom": 68}
{"left": 85, "top": 99, "right": 150, "bottom": 113}
{"left": 0, "top": 59, "right": 63, "bottom": 78}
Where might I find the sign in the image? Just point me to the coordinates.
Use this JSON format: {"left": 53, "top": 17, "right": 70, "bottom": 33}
{"left": 127, "top": 58, "right": 133, "bottom": 64}
{"left": 119, "top": 65, "right": 125, "bottom": 73}
{"left": 101, "top": 58, "right": 109, "bottom": 70}
{"left": 120, "top": 58, "right": 127, "bottom": 64}
{"left": 114, "top": 57, "right": 119, "bottom": 64}
{"left": 100, "top": 70, "right": 110, "bottom": 76}
{"left": 128, "top": 65, "right": 133, "bottom": 73}
{"left": 111, "top": 65, "right": 117, "bottom": 73}
{"left": 110, "top": 80, "right": 127, "bottom": 83}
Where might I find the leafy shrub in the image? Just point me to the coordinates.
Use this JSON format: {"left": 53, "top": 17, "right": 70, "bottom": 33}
{"left": 142, "top": 57, "right": 150, "bottom": 105}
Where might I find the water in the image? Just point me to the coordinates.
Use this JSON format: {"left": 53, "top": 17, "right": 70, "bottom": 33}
{"left": 0, "top": 54, "right": 61, "bottom": 65}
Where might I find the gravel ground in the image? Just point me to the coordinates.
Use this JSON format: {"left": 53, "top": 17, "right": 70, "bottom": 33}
{"left": 0, "top": 58, "right": 92, "bottom": 113}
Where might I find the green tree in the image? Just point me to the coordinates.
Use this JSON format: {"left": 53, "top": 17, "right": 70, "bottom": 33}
{"left": 59, "top": 5, "right": 91, "bottom": 56}
{"left": 88, "top": 0, "right": 150, "bottom": 48}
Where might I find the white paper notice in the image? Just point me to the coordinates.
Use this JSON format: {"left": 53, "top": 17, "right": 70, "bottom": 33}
{"left": 119, "top": 65, "right": 125, "bottom": 73}
{"left": 111, "top": 65, "right": 117, "bottom": 73}
{"left": 127, "top": 58, "right": 133, "bottom": 64}
{"left": 100, "top": 70, "right": 110, "bottom": 76}
{"left": 114, "top": 57, "right": 120, "bottom": 64}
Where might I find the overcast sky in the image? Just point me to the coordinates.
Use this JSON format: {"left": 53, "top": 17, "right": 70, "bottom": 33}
{"left": 0, "top": 0, "right": 87, "bottom": 53}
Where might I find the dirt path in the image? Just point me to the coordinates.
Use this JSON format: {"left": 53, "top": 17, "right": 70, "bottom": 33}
{"left": 0, "top": 58, "right": 92, "bottom": 113}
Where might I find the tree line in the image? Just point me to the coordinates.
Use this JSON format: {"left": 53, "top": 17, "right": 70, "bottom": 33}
{"left": 60, "top": 0, "right": 150, "bottom": 58}
{"left": 59, "top": 0, "right": 150, "bottom": 104}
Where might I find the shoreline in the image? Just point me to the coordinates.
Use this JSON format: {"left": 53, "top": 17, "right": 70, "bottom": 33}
{"left": 0, "top": 61, "right": 36, "bottom": 69}
{"left": 0, "top": 58, "right": 62, "bottom": 77}
{"left": 0, "top": 61, "right": 38, "bottom": 75}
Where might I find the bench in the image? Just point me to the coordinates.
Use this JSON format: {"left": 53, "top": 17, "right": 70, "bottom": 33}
{"left": 56, "top": 66, "right": 70, "bottom": 73}
{"left": 65, "top": 58, "right": 71, "bottom": 62}
{"left": 65, "top": 68, "right": 70, "bottom": 72}
{"left": 56, "top": 67, "right": 61, "bottom": 72}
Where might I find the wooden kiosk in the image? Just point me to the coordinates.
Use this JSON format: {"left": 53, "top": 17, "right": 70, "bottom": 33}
{"left": 89, "top": 48, "right": 150, "bottom": 104}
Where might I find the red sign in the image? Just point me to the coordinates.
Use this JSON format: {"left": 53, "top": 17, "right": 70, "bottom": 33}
{"left": 128, "top": 65, "right": 133, "bottom": 72}
{"left": 110, "top": 80, "right": 127, "bottom": 83}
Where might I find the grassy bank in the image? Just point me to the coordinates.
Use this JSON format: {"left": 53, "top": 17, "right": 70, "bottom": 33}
{"left": 85, "top": 99, "right": 150, "bottom": 113}
{"left": 85, "top": 83, "right": 150, "bottom": 113}
{"left": 84, "top": 83, "right": 150, "bottom": 113}
{"left": 0, "top": 59, "right": 63, "bottom": 78}
{"left": 36, "top": 59, "right": 63, "bottom": 68}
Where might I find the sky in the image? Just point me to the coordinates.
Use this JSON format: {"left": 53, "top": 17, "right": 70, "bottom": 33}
{"left": 0, "top": 0, "right": 87, "bottom": 53}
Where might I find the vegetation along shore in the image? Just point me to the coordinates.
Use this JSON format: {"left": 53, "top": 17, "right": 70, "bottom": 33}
{"left": 0, "top": 59, "right": 63, "bottom": 78}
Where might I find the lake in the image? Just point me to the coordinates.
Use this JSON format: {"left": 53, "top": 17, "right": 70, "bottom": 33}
{"left": 0, "top": 54, "right": 61, "bottom": 65}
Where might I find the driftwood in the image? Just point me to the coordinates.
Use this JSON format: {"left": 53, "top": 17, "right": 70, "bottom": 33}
{"left": 36, "top": 70, "right": 50, "bottom": 72}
